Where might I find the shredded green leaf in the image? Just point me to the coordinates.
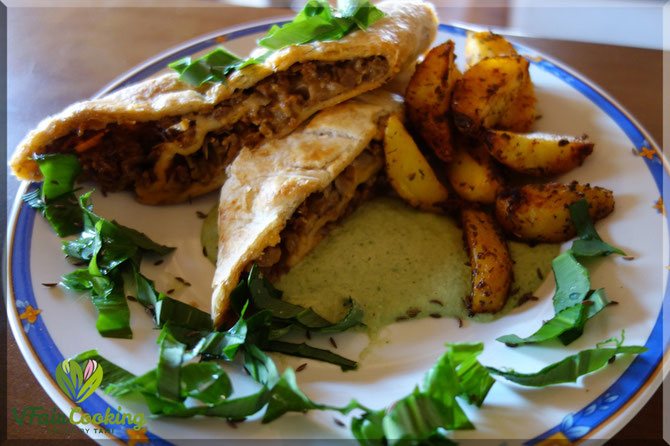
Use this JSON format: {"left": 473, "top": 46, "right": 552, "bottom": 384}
{"left": 552, "top": 250, "right": 591, "bottom": 313}
{"left": 489, "top": 332, "right": 647, "bottom": 386}
{"left": 22, "top": 154, "right": 83, "bottom": 236}
{"left": 497, "top": 289, "right": 612, "bottom": 347}
{"left": 169, "top": 0, "right": 384, "bottom": 85}
{"left": 59, "top": 191, "right": 174, "bottom": 338}
{"left": 498, "top": 200, "right": 623, "bottom": 347}
{"left": 570, "top": 199, "right": 626, "bottom": 257}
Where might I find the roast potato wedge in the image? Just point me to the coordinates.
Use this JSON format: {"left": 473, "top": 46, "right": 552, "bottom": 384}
{"left": 465, "top": 31, "right": 518, "bottom": 68}
{"left": 405, "top": 41, "right": 460, "bottom": 161}
{"left": 452, "top": 56, "right": 534, "bottom": 135}
{"left": 495, "top": 182, "right": 614, "bottom": 243}
{"left": 462, "top": 207, "right": 512, "bottom": 314}
{"left": 384, "top": 115, "right": 448, "bottom": 211}
{"left": 485, "top": 130, "right": 593, "bottom": 176}
{"left": 446, "top": 141, "right": 503, "bottom": 204}
{"left": 496, "top": 79, "right": 536, "bottom": 132}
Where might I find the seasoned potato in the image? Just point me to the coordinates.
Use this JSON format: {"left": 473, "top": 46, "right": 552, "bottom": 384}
{"left": 465, "top": 31, "right": 518, "bottom": 68}
{"left": 485, "top": 130, "right": 593, "bottom": 176}
{"left": 405, "top": 41, "right": 460, "bottom": 161}
{"left": 384, "top": 115, "right": 448, "bottom": 211}
{"left": 495, "top": 182, "right": 614, "bottom": 243}
{"left": 496, "top": 79, "right": 536, "bottom": 132}
{"left": 462, "top": 207, "right": 512, "bottom": 314}
{"left": 446, "top": 141, "right": 503, "bottom": 204}
{"left": 451, "top": 56, "right": 534, "bottom": 135}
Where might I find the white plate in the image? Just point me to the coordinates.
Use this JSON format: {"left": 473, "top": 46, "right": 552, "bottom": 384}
{"left": 6, "top": 20, "right": 668, "bottom": 444}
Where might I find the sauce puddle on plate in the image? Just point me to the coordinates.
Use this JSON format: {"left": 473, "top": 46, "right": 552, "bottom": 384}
{"left": 276, "top": 196, "right": 559, "bottom": 335}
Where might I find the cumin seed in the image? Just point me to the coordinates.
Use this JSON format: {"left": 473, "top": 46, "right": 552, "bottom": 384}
{"left": 166, "top": 289, "right": 175, "bottom": 294}
{"left": 126, "top": 295, "right": 137, "bottom": 301}
{"left": 176, "top": 277, "right": 186, "bottom": 284}
{"left": 296, "top": 363, "right": 307, "bottom": 372}
{"left": 333, "top": 418, "right": 345, "bottom": 428}
{"left": 623, "top": 256, "right": 635, "bottom": 261}
{"left": 456, "top": 317, "right": 463, "bottom": 328}
{"left": 429, "top": 299, "right": 443, "bottom": 306}
{"left": 406, "top": 308, "right": 421, "bottom": 318}
{"left": 154, "top": 259, "right": 164, "bottom": 266}
{"left": 196, "top": 211, "right": 208, "bottom": 219}
{"left": 536, "top": 268, "right": 544, "bottom": 280}
{"left": 329, "top": 337, "right": 338, "bottom": 349}
{"left": 429, "top": 313, "right": 441, "bottom": 319}
{"left": 41, "top": 282, "right": 58, "bottom": 288}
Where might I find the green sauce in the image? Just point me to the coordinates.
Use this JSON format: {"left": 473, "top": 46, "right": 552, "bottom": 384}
{"left": 276, "top": 197, "right": 559, "bottom": 335}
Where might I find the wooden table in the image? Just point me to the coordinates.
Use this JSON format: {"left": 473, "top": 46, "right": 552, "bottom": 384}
{"left": 4, "top": 3, "right": 664, "bottom": 443}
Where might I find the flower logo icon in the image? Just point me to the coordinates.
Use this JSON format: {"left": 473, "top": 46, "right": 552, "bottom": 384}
{"left": 55, "top": 359, "right": 103, "bottom": 403}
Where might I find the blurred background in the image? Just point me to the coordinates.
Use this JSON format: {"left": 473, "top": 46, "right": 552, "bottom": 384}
{"left": 202, "top": 0, "right": 663, "bottom": 50}
{"left": 4, "top": 0, "right": 664, "bottom": 49}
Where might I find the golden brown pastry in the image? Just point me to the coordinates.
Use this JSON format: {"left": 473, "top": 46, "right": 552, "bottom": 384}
{"left": 10, "top": 0, "right": 437, "bottom": 204}
{"left": 211, "top": 89, "right": 403, "bottom": 327}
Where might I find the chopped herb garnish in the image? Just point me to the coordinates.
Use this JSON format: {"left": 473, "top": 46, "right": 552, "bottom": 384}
{"left": 169, "top": 0, "right": 384, "bottom": 85}
{"left": 570, "top": 199, "right": 626, "bottom": 257}
{"left": 59, "top": 191, "right": 175, "bottom": 338}
{"left": 498, "top": 200, "right": 624, "bottom": 347}
{"left": 22, "top": 154, "right": 83, "bottom": 237}
{"left": 489, "top": 331, "right": 646, "bottom": 386}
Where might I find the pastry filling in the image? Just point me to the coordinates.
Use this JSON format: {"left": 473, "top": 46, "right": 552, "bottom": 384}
{"left": 42, "top": 56, "right": 389, "bottom": 198}
{"left": 255, "top": 140, "right": 386, "bottom": 281}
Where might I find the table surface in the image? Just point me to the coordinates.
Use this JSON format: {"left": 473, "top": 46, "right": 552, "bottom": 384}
{"left": 4, "top": 3, "right": 664, "bottom": 443}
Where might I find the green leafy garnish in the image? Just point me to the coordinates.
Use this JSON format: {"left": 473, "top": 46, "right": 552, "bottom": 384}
{"left": 489, "top": 331, "right": 646, "bottom": 386}
{"left": 169, "top": 0, "right": 384, "bottom": 85}
{"left": 22, "top": 154, "right": 83, "bottom": 236}
{"left": 258, "top": 0, "right": 383, "bottom": 50}
{"left": 247, "top": 265, "right": 364, "bottom": 334}
{"left": 60, "top": 191, "right": 175, "bottom": 339}
{"left": 497, "top": 289, "right": 612, "bottom": 346}
{"left": 348, "top": 343, "right": 493, "bottom": 443}
{"left": 498, "top": 200, "right": 625, "bottom": 347}
{"left": 551, "top": 250, "right": 591, "bottom": 313}
{"left": 169, "top": 48, "right": 242, "bottom": 86}
{"left": 570, "top": 199, "right": 626, "bottom": 257}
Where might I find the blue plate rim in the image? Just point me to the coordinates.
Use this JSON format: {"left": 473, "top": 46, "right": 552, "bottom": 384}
{"left": 5, "top": 19, "right": 667, "bottom": 443}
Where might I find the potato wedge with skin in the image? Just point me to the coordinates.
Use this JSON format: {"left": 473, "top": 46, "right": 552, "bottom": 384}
{"left": 485, "top": 130, "right": 594, "bottom": 176}
{"left": 465, "top": 31, "right": 518, "bottom": 68}
{"left": 446, "top": 142, "right": 503, "bottom": 204}
{"left": 384, "top": 115, "right": 448, "bottom": 211}
{"left": 452, "top": 56, "right": 534, "bottom": 135}
{"left": 462, "top": 207, "right": 512, "bottom": 315}
{"left": 496, "top": 79, "right": 536, "bottom": 132}
{"left": 405, "top": 41, "right": 460, "bottom": 161}
{"left": 495, "top": 182, "right": 614, "bottom": 243}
